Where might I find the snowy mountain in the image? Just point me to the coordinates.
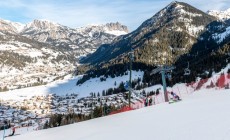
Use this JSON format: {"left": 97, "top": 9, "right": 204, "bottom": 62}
{"left": 81, "top": 1, "right": 218, "bottom": 65}
{"left": 0, "top": 19, "right": 24, "bottom": 33}
{"left": 0, "top": 19, "right": 128, "bottom": 58}
{"left": 78, "top": 1, "right": 230, "bottom": 89}
{"left": 21, "top": 20, "right": 129, "bottom": 57}
{"left": 0, "top": 31, "right": 75, "bottom": 91}
{"left": 208, "top": 8, "right": 230, "bottom": 21}
{"left": 0, "top": 19, "right": 128, "bottom": 90}
{"left": 76, "top": 22, "right": 128, "bottom": 36}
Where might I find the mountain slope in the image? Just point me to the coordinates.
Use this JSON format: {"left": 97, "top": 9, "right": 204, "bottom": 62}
{"left": 0, "top": 19, "right": 24, "bottom": 34}
{"left": 4, "top": 89, "right": 230, "bottom": 140}
{"left": 0, "top": 31, "right": 75, "bottom": 91}
{"left": 81, "top": 1, "right": 218, "bottom": 65}
{"left": 21, "top": 20, "right": 129, "bottom": 57}
{"left": 77, "top": 1, "right": 230, "bottom": 88}
{"left": 0, "top": 19, "right": 128, "bottom": 90}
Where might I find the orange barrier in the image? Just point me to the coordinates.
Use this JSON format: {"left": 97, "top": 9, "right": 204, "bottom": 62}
{"left": 186, "top": 73, "right": 230, "bottom": 90}
{"left": 217, "top": 74, "right": 226, "bottom": 88}
{"left": 196, "top": 78, "right": 209, "bottom": 90}
{"left": 109, "top": 106, "right": 134, "bottom": 115}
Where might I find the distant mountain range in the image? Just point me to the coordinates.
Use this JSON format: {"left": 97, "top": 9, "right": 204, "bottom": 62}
{"left": 0, "top": 19, "right": 128, "bottom": 90}
{"left": 0, "top": 19, "right": 129, "bottom": 57}
{"left": 208, "top": 8, "right": 230, "bottom": 21}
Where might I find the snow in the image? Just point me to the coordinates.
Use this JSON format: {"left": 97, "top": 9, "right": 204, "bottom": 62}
{"left": 208, "top": 8, "right": 230, "bottom": 20}
{"left": 212, "top": 26, "right": 230, "bottom": 43}
{"left": 177, "top": 8, "right": 202, "bottom": 17}
{"left": 0, "top": 44, "right": 18, "bottom": 51}
{"left": 105, "top": 30, "right": 127, "bottom": 36}
{"left": 0, "top": 71, "right": 144, "bottom": 100}
{"left": 186, "top": 25, "right": 204, "bottom": 37}
{"left": 0, "top": 42, "right": 43, "bottom": 57}
{"left": 0, "top": 32, "right": 5, "bottom": 35}
{"left": 0, "top": 19, "right": 25, "bottom": 32}
{"left": 2, "top": 88, "right": 230, "bottom": 140}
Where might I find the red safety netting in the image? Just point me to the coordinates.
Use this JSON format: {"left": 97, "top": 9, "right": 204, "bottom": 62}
{"left": 109, "top": 106, "right": 134, "bottom": 115}
{"left": 186, "top": 73, "right": 230, "bottom": 90}
{"left": 196, "top": 78, "right": 209, "bottom": 90}
{"left": 217, "top": 74, "right": 226, "bottom": 88}
{"left": 109, "top": 73, "right": 230, "bottom": 116}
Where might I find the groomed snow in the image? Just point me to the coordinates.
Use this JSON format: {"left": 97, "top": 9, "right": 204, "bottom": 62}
{"left": 4, "top": 88, "right": 230, "bottom": 140}
{"left": 0, "top": 71, "right": 144, "bottom": 100}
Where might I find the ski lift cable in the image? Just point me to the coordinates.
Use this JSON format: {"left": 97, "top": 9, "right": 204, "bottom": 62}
{"left": 174, "top": 48, "right": 225, "bottom": 78}
{"left": 174, "top": 43, "right": 227, "bottom": 68}
{"left": 170, "top": 47, "right": 228, "bottom": 76}
{"left": 174, "top": 46, "right": 227, "bottom": 72}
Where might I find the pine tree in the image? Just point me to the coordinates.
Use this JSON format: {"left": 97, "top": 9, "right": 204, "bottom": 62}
{"left": 102, "top": 90, "right": 106, "bottom": 96}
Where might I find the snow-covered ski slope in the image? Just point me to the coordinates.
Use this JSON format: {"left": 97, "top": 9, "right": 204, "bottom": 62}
{"left": 5, "top": 88, "right": 230, "bottom": 140}
{"left": 0, "top": 71, "right": 144, "bottom": 100}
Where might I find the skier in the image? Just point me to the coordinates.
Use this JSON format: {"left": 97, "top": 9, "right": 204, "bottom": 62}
{"left": 156, "top": 88, "right": 160, "bottom": 95}
{"left": 144, "top": 97, "right": 148, "bottom": 107}
{"left": 9, "top": 127, "right": 16, "bottom": 136}
{"left": 149, "top": 96, "right": 152, "bottom": 106}
{"left": 170, "top": 91, "right": 181, "bottom": 101}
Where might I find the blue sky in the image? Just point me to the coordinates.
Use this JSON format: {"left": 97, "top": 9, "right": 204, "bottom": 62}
{"left": 0, "top": 0, "right": 229, "bottom": 31}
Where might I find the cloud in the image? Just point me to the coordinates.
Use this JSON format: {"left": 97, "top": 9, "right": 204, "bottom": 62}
{"left": 0, "top": 0, "right": 229, "bottom": 31}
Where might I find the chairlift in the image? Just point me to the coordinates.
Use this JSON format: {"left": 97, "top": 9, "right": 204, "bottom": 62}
{"left": 226, "top": 57, "right": 230, "bottom": 63}
{"left": 184, "top": 62, "right": 191, "bottom": 76}
{"left": 184, "top": 68, "right": 190, "bottom": 75}
{"left": 129, "top": 49, "right": 134, "bottom": 61}
{"left": 166, "top": 73, "right": 172, "bottom": 80}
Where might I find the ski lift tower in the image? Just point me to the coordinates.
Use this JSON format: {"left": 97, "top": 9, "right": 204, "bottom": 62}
{"left": 128, "top": 48, "right": 134, "bottom": 108}
{"left": 151, "top": 65, "right": 175, "bottom": 102}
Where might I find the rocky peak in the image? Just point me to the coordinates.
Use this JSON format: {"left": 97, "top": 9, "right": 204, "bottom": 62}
{"left": 105, "top": 22, "right": 129, "bottom": 33}
{"left": 0, "top": 19, "right": 24, "bottom": 33}
{"left": 23, "top": 19, "right": 66, "bottom": 31}
{"left": 208, "top": 8, "right": 230, "bottom": 21}
{"left": 140, "top": 1, "right": 208, "bottom": 28}
{"left": 76, "top": 22, "right": 129, "bottom": 36}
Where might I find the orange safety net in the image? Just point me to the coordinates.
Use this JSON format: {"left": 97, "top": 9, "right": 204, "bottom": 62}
{"left": 109, "top": 106, "right": 134, "bottom": 115}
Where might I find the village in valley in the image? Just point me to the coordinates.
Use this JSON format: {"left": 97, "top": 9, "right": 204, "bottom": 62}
{"left": 0, "top": 90, "right": 147, "bottom": 131}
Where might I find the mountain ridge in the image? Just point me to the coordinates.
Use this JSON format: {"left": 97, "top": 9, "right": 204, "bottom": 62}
{"left": 78, "top": 1, "right": 230, "bottom": 87}
{"left": 0, "top": 19, "right": 129, "bottom": 57}
{"left": 208, "top": 8, "right": 230, "bottom": 21}
{"left": 0, "top": 18, "right": 129, "bottom": 90}
{"left": 80, "top": 1, "right": 219, "bottom": 65}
